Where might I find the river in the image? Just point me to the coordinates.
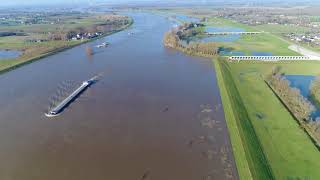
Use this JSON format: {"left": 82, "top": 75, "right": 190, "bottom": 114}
{"left": 0, "top": 12, "right": 238, "bottom": 180}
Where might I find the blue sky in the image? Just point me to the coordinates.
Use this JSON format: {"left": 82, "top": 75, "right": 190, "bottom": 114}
{"left": 0, "top": 0, "right": 146, "bottom": 6}
{"left": 0, "top": 0, "right": 316, "bottom": 7}
{"left": 0, "top": 0, "right": 183, "bottom": 6}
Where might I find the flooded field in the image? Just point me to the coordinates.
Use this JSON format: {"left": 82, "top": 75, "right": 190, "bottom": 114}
{"left": 286, "top": 75, "right": 320, "bottom": 120}
{"left": 0, "top": 13, "right": 238, "bottom": 180}
{"left": 0, "top": 49, "right": 21, "bottom": 59}
{"left": 202, "top": 27, "right": 244, "bottom": 42}
{"left": 174, "top": 14, "right": 200, "bottom": 23}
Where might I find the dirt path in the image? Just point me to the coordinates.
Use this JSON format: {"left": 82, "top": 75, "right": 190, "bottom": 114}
{"left": 289, "top": 45, "right": 320, "bottom": 60}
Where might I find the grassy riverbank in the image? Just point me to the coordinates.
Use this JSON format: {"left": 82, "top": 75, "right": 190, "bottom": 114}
{"left": 215, "top": 58, "right": 320, "bottom": 179}
{"left": 0, "top": 13, "right": 133, "bottom": 74}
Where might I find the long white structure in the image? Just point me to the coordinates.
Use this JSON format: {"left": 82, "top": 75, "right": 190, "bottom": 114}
{"left": 45, "top": 77, "right": 98, "bottom": 117}
{"left": 206, "top": 32, "right": 261, "bottom": 35}
{"left": 228, "top": 56, "right": 311, "bottom": 61}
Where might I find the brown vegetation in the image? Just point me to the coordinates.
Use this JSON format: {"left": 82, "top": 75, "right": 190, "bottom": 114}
{"left": 310, "top": 76, "right": 320, "bottom": 107}
{"left": 267, "top": 66, "right": 320, "bottom": 148}
{"left": 163, "top": 23, "right": 218, "bottom": 57}
{"left": 267, "top": 67, "right": 315, "bottom": 121}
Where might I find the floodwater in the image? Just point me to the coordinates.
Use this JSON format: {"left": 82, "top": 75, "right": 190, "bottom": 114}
{"left": 286, "top": 75, "right": 320, "bottom": 120}
{"left": 201, "top": 27, "right": 245, "bottom": 42}
{"left": 0, "top": 13, "right": 238, "bottom": 180}
{"left": 174, "top": 14, "right": 200, "bottom": 23}
{"left": 251, "top": 52, "right": 273, "bottom": 56}
{"left": 218, "top": 47, "right": 245, "bottom": 56}
{"left": 0, "top": 50, "right": 21, "bottom": 59}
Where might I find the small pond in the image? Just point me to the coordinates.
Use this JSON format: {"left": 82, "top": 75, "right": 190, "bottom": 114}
{"left": 205, "top": 27, "right": 244, "bottom": 33}
{"left": 285, "top": 75, "right": 320, "bottom": 120}
{"left": 217, "top": 48, "right": 272, "bottom": 56}
{"left": 0, "top": 50, "right": 21, "bottom": 59}
{"left": 252, "top": 52, "right": 273, "bottom": 56}
{"left": 194, "top": 35, "right": 240, "bottom": 43}
{"left": 218, "top": 47, "right": 245, "bottom": 56}
{"left": 204, "top": 26, "right": 245, "bottom": 42}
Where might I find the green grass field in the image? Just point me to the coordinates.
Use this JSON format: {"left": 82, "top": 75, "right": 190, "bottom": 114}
{"left": 219, "top": 34, "right": 300, "bottom": 56}
{"left": 215, "top": 59, "right": 320, "bottom": 180}
{"left": 204, "top": 18, "right": 300, "bottom": 56}
{"left": 255, "top": 24, "right": 311, "bottom": 34}
{"left": 205, "top": 17, "right": 256, "bottom": 32}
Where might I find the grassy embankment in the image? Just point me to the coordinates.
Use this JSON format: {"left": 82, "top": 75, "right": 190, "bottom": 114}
{"left": 163, "top": 11, "right": 320, "bottom": 178}
{"left": 0, "top": 15, "right": 133, "bottom": 74}
{"left": 215, "top": 58, "right": 320, "bottom": 180}
{"left": 209, "top": 17, "right": 320, "bottom": 179}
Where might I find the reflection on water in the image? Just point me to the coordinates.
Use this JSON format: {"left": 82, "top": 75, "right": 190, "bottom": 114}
{"left": 0, "top": 50, "right": 21, "bottom": 59}
{"left": 286, "top": 75, "right": 320, "bottom": 120}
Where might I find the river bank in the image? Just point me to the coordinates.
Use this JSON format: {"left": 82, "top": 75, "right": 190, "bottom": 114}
{"left": 0, "top": 17, "right": 133, "bottom": 75}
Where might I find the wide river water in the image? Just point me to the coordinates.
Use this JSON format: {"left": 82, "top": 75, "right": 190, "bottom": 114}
{"left": 0, "top": 13, "right": 238, "bottom": 180}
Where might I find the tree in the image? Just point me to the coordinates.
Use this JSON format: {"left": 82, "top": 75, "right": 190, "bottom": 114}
{"left": 310, "top": 76, "right": 320, "bottom": 107}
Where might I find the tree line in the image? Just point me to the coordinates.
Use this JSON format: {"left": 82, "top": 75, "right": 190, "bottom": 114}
{"left": 267, "top": 66, "right": 315, "bottom": 121}
{"left": 310, "top": 76, "right": 320, "bottom": 107}
{"left": 47, "top": 16, "right": 131, "bottom": 41}
{"left": 267, "top": 66, "right": 320, "bottom": 147}
{"left": 163, "top": 23, "right": 219, "bottom": 57}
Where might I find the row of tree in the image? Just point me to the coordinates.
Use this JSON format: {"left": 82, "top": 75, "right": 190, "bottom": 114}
{"left": 268, "top": 67, "right": 315, "bottom": 121}
{"left": 310, "top": 76, "right": 320, "bottom": 107}
{"left": 47, "top": 16, "right": 130, "bottom": 41}
{"left": 163, "top": 23, "right": 219, "bottom": 57}
{"left": 266, "top": 68, "right": 320, "bottom": 147}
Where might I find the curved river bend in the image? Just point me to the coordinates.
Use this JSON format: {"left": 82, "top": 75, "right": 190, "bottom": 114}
{"left": 0, "top": 13, "right": 238, "bottom": 180}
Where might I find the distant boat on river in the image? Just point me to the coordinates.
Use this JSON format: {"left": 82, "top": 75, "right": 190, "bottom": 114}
{"left": 96, "top": 42, "right": 109, "bottom": 48}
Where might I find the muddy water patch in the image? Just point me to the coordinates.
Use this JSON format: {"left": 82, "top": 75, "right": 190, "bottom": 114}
{"left": 185, "top": 104, "right": 236, "bottom": 179}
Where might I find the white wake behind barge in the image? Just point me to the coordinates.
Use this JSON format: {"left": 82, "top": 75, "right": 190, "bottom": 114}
{"left": 45, "top": 77, "right": 97, "bottom": 117}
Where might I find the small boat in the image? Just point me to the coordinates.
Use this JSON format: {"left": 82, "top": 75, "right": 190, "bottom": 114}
{"left": 96, "top": 42, "right": 109, "bottom": 48}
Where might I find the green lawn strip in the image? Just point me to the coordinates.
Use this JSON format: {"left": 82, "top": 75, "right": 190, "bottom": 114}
{"left": 226, "top": 60, "right": 320, "bottom": 179}
{"left": 215, "top": 58, "right": 275, "bottom": 179}
{"left": 214, "top": 59, "right": 253, "bottom": 180}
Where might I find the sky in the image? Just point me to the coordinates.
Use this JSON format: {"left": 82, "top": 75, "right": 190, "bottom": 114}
{"left": 0, "top": 0, "right": 317, "bottom": 7}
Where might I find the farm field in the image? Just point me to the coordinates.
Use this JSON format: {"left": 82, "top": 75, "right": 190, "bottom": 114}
{"left": 214, "top": 59, "right": 320, "bottom": 179}
{"left": 0, "top": 12, "right": 132, "bottom": 73}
